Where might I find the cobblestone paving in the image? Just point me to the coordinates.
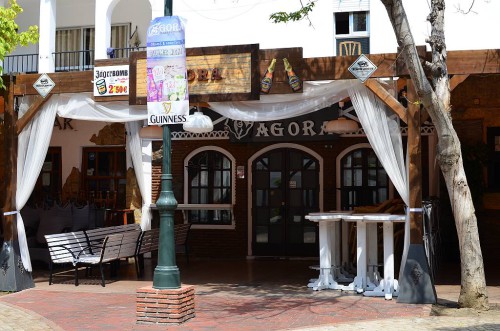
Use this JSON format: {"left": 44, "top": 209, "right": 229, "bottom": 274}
{"left": 0, "top": 288, "right": 499, "bottom": 331}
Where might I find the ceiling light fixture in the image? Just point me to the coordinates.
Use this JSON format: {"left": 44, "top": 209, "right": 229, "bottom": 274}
{"left": 183, "top": 107, "right": 214, "bottom": 133}
{"left": 325, "top": 101, "right": 359, "bottom": 134}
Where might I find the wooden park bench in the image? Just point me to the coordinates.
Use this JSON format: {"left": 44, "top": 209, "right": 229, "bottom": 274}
{"left": 135, "top": 223, "right": 191, "bottom": 277}
{"left": 135, "top": 227, "right": 159, "bottom": 277}
{"left": 45, "top": 223, "right": 190, "bottom": 285}
{"left": 84, "top": 223, "right": 141, "bottom": 250}
{"left": 45, "top": 224, "right": 142, "bottom": 286}
{"left": 174, "top": 223, "right": 192, "bottom": 263}
{"left": 45, "top": 230, "right": 89, "bottom": 285}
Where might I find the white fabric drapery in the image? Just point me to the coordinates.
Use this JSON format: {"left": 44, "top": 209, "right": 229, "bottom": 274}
{"left": 14, "top": 80, "right": 410, "bottom": 272}
{"left": 209, "top": 80, "right": 358, "bottom": 121}
{"left": 16, "top": 96, "right": 60, "bottom": 272}
{"left": 348, "top": 83, "right": 409, "bottom": 205}
{"left": 14, "top": 94, "right": 147, "bottom": 271}
{"left": 348, "top": 83, "right": 410, "bottom": 281}
{"left": 56, "top": 93, "right": 147, "bottom": 122}
{"left": 125, "top": 121, "right": 152, "bottom": 231}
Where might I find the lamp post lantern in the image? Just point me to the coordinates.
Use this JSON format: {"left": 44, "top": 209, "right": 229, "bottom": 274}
{"left": 152, "top": 0, "right": 181, "bottom": 290}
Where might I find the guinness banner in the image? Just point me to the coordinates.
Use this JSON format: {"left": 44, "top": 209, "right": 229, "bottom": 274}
{"left": 146, "top": 16, "right": 189, "bottom": 125}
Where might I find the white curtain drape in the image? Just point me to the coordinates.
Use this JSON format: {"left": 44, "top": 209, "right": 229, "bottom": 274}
{"left": 348, "top": 83, "right": 409, "bottom": 205}
{"left": 13, "top": 81, "right": 411, "bottom": 272}
{"left": 209, "top": 80, "right": 359, "bottom": 121}
{"left": 348, "top": 82, "right": 410, "bottom": 281}
{"left": 16, "top": 96, "right": 60, "bottom": 272}
{"left": 14, "top": 94, "right": 148, "bottom": 271}
{"left": 125, "top": 121, "right": 152, "bottom": 231}
{"left": 56, "top": 93, "right": 147, "bottom": 122}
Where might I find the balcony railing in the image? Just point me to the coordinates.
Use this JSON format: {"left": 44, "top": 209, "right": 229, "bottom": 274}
{"left": 2, "top": 53, "right": 39, "bottom": 74}
{"left": 2, "top": 47, "right": 146, "bottom": 75}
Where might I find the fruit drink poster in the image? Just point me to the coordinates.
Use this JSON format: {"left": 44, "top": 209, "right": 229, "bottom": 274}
{"left": 146, "top": 16, "right": 189, "bottom": 125}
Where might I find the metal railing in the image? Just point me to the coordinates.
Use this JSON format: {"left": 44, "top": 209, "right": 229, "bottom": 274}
{"left": 2, "top": 47, "right": 146, "bottom": 75}
{"left": 2, "top": 53, "right": 39, "bottom": 74}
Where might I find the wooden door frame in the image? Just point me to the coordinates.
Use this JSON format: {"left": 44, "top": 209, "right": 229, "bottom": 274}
{"left": 246, "top": 143, "right": 324, "bottom": 257}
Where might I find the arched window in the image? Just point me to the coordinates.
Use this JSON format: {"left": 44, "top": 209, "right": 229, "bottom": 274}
{"left": 340, "top": 148, "right": 388, "bottom": 210}
{"left": 186, "top": 150, "right": 233, "bottom": 225}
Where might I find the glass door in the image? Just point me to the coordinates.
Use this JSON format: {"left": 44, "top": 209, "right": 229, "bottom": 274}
{"left": 82, "top": 147, "right": 126, "bottom": 209}
{"left": 252, "top": 148, "right": 319, "bottom": 256}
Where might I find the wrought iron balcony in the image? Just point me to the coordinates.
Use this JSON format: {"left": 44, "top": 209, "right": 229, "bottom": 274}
{"left": 2, "top": 47, "right": 146, "bottom": 75}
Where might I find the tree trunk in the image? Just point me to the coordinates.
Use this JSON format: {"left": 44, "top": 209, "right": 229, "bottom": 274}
{"left": 380, "top": 0, "right": 488, "bottom": 309}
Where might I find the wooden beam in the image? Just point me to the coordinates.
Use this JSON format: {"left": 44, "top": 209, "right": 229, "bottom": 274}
{"left": 449, "top": 74, "right": 469, "bottom": 91}
{"left": 1, "top": 76, "right": 18, "bottom": 242}
{"left": 16, "top": 95, "right": 53, "bottom": 135}
{"left": 11, "top": 49, "right": 500, "bottom": 97}
{"left": 406, "top": 80, "right": 423, "bottom": 244}
{"left": 302, "top": 49, "right": 500, "bottom": 81}
{"left": 364, "top": 79, "right": 407, "bottom": 124}
{"left": 13, "top": 71, "right": 94, "bottom": 96}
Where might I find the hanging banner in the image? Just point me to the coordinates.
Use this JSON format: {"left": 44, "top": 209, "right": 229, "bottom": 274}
{"left": 147, "top": 16, "right": 189, "bottom": 125}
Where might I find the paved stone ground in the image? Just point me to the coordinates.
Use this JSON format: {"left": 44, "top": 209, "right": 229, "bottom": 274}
{"left": 0, "top": 285, "right": 499, "bottom": 331}
{"left": 0, "top": 259, "right": 498, "bottom": 330}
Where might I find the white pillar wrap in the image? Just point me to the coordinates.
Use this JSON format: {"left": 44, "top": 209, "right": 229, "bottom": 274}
{"left": 38, "top": 0, "right": 56, "bottom": 73}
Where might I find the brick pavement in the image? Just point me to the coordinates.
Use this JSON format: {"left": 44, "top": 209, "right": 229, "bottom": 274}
{"left": 1, "top": 284, "right": 499, "bottom": 331}
{"left": 0, "top": 259, "right": 498, "bottom": 330}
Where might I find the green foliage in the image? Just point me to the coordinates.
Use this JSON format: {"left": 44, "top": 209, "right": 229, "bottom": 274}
{"left": 269, "top": 1, "right": 316, "bottom": 24}
{"left": 0, "top": 0, "right": 39, "bottom": 88}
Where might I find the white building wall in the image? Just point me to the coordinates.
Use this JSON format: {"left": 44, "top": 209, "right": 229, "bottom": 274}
{"left": 175, "top": 0, "right": 335, "bottom": 58}
{"left": 112, "top": 0, "right": 152, "bottom": 37}
{"left": 11, "top": 0, "right": 500, "bottom": 59}
{"left": 333, "top": 0, "right": 369, "bottom": 12}
{"left": 50, "top": 119, "right": 107, "bottom": 184}
{"left": 370, "top": 0, "right": 500, "bottom": 54}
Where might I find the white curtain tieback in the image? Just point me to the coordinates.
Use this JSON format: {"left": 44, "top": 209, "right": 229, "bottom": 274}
{"left": 3, "top": 211, "right": 20, "bottom": 216}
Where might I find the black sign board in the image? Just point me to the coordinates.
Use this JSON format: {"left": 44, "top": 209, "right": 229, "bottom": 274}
{"left": 224, "top": 106, "right": 341, "bottom": 143}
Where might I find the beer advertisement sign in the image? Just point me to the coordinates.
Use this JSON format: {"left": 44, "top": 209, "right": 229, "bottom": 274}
{"left": 93, "top": 65, "right": 129, "bottom": 96}
{"left": 146, "top": 16, "right": 189, "bottom": 125}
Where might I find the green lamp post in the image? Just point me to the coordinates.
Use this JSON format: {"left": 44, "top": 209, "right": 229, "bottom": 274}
{"left": 152, "top": 0, "right": 180, "bottom": 290}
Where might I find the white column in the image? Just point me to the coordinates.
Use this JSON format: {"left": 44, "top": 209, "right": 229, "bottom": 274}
{"left": 38, "top": 0, "right": 56, "bottom": 73}
{"left": 356, "top": 221, "right": 367, "bottom": 292}
{"left": 383, "top": 222, "right": 395, "bottom": 300}
{"left": 94, "top": 0, "right": 116, "bottom": 60}
{"left": 319, "top": 221, "right": 332, "bottom": 284}
{"left": 367, "top": 222, "right": 379, "bottom": 288}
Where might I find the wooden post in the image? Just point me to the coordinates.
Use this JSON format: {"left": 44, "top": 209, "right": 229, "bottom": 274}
{"left": 2, "top": 76, "right": 17, "bottom": 243}
{"left": 407, "top": 81, "right": 423, "bottom": 245}
{"left": 0, "top": 76, "right": 34, "bottom": 291}
{"left": 397, "top": 79, "right": 436, "bottom": 303}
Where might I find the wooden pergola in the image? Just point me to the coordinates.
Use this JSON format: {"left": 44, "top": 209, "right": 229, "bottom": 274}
{"left": 2, "top": 47, "right": 499, "bottom": 297}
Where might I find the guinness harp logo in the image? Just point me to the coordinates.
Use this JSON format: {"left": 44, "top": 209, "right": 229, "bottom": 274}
{"left": 162, "top": 102, "right": 172, "bottom": 114}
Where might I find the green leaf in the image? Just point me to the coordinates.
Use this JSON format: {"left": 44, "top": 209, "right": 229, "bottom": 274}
{"left": 269, "top": 1, "right": 316, "bottom": 24}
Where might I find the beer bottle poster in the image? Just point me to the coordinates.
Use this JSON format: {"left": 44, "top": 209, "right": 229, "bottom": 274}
{"left": 147, "top": 16, "right": 189, "bottom": 125}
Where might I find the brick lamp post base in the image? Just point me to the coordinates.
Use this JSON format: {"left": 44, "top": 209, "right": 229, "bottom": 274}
{"left": 136, "top": 285, "right": 195, "bottom": 325}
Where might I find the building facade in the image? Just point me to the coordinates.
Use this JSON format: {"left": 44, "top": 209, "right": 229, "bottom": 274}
{"left": 1, "top": 0, "right": 499, "bottom": 268}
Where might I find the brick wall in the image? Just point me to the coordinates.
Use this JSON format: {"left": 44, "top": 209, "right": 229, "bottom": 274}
{"left": 151, "top": 136, "right": 369, "bottom": 258}
{"left": 136, "top": 285, "right": 195, "bottom": 325}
